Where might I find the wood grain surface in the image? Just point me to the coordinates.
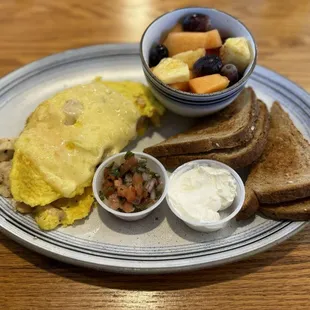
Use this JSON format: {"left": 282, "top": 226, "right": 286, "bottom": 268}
{"left": 0, "top": 0, "right": 309, "bottom": 309}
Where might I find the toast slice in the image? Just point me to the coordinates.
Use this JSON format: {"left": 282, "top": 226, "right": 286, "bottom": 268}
{"left": 236, "top": 187, "right": 260, "bottom": 221}
{"left": 144, "top": 87, "right": 259, "bottom": 157}
{"left": 157, "top": 100, "right": 269, "bottom": 169}
{"left": 246, "top": 101, "right": 310, "bottom": 204}
{"left": 260, "top": 197, "right": 310, "bottom": 221}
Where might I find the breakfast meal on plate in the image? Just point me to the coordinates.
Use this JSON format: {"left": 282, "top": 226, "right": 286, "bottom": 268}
{"left": 168, "top": 164, "right": 237, "bottom": 222}
{"left": 237, "top": 102, "right": 310, "bottom": 221}
{"left": 0, "top": 8, "right": 308, "bottom": 233}
{"left": 0, "top": 78, "right": 164, "bottom": 230}
{"left": 1, "top": 76, "right": 308, "bottom": 228}
{"left": 144, "top": 87, "right": 270, "bottom": 170}
{"left": 1, "top": 5, "right": 309, "bottom": 276}
{"left": 99, "top": 151, "right": 164, "bottom": 213}
{"left": 148, "top": 13, "right": 252, "bottom": 93}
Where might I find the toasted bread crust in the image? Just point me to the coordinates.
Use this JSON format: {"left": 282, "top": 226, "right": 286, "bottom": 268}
{"left": 247, "top": 101, "right": 310, "bottom": 204}
{"left": 157, "top": 101, "right": 270, "bottom": 169}
{"left": 260, "top": 197, "right": 310, "bottom": 221}
{"left": 256, "top": 186, "right": 310, "bottom": 204}
{"left": 236, "top": 188, "right": 260, "bottom": 221}
{"left": 144, "top": 87, "right": 259, "bottom": 156}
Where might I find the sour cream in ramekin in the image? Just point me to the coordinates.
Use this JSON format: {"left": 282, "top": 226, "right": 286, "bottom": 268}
{"left": 166, "top": 159, "right": 245, "bottom": 232}
{"left": 168, "top": 164, "right": 237, "bottom": 223}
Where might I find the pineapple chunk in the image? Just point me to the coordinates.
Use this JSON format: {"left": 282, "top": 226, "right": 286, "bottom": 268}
{"left": 152, "top": 58, "right": 190, "bottom": 84}
{"left": 172, "top": 48, "right": 206, "bottom": 69}
{"left": 220, "top": 37, "right": 251, "bottom": 73}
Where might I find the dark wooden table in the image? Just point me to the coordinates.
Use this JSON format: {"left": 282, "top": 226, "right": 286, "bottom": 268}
{"left": 1, "top": 0, "right": 309, "bottom": 309}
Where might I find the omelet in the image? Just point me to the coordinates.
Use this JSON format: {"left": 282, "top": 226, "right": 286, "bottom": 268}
{"left": 11, "top": 150, "right": 62, "bottom": 205}
{"left": 14, "top": 184, "right": 94, "bottom": 231}
{"left": 34, "top": 187, "right": 94, "bottom": 230}
{"left": 0, "top": 138, "right": 94, "bottom": 230}
{"left": 10, "top": 78, "right": 164, "bottom": 207}
{"left": 102, "top": 81, "right": 165, "bottom": 125}
{"left": 5, "top": 79, "right": 164, "bottom": 230}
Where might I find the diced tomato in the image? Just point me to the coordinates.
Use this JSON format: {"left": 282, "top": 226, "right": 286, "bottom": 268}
{"left": 102, "top": 180, "right": 114, "bottom": 197}
{"left": 122, "top": 202, "right": 135, "bottom": 213}
{"left": 114, "top": 178, "right": 123, "bottom": 188}
{"left": 105, "top": 188, "right": 115, "bottom": 198}
{"left": 102, "top": 179, "right": 113, "bottom": 188}
{"left": 106, "top": 174, "right": 116, "bottom": 182}
{"left": 108, "top": 193, "right": 121, "bottom": 210}
{"left": 103, "top": 153, "right": 162, "bottom": 213}
{"left": 132, "top": 172, "right": 143, "bottom": 185}
{"left": 104, "top": 167, "right": 110, "bottom": 178}
{"left": 132, "top": 173, "right": 144, "bottom": 197}
{"left": 117, "top": 185, "right": 128, "bottom": 198}
{"left": 135, "top": 184, "right": 143, "bottom": 197}
{"left": 124, "top": 185, "right": 137, "bottom": 203}
{"left": 120, "top": 156, "right": 138, "bottom": 176}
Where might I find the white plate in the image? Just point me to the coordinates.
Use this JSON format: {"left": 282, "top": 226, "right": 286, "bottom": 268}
{"left": 0, "top": 43, "right": 309, "bottom": 274}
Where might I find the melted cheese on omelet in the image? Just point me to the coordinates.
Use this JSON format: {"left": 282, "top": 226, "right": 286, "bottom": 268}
{"left": 101, "top": 81, "right": 165, "bottom": 119}
{"left": 10, "top": 79, "right": 141, "bottom": 206}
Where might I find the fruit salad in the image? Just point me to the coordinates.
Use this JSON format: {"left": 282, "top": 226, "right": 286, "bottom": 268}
{"left": 149, "top": 13, "right": 252, "bottom": 94}
{"left": 100, "top": 152, "right": 164, "bottom": 213}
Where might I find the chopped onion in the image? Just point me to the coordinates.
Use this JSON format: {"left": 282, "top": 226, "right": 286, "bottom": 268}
{"left": 139, "top": 158, "right": 147, "bottom": 165}
{"left": 124, "top": 173, "right": 132, "bottom": 184}
{"left": 142, "top": 172, "right": 150, "bottom": 181}
{"left": 150, "top": 189, "right": 156, "bottom": 200}
{"left": 137, "top": 167, "right": 146, "bottom": 173}
{"left": 156, "top": 182, "right": 164, "bottom": 193}
{"left": 145, "top": 178, "right": 156, "bottom": 193}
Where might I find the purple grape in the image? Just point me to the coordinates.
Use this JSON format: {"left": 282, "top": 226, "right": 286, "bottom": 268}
{"left": 149, "top": 44, "right": 169, "bottom": 67}
{"left": 193, "top": 55, "right": 222, "bottom": 77}
{"left": 182, "top": 14, "right": 211, "bottom": 32}
{"left": 221, "top": 64, "right": 239, "bottom": 85}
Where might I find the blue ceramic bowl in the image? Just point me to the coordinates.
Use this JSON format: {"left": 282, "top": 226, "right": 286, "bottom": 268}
{"left": 145, "top": 74, "right": 239, "bottom": 117}
{"left": 140, "top": 7, "right": 257, "bottom": 116}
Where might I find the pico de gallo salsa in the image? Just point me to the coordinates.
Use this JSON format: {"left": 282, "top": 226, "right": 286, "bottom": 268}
{"left": 100, "top": 152, "right": 164, "bottom": 213}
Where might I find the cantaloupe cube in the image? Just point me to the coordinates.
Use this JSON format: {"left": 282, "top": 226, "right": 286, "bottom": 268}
{"left": 163, "top": 32, "right": 207, "bottom": 56}
{"left": 169, "top": 81, "right": 190, "bottom": 92}
{"left": 163, "top": 29, "right": 222, "bottom": 56}
{"left": 189, "top": 74, "right": 229, "bottom": 94}
{"left": 205, "top": 30, "right": 222, "bottom": 49}
{"left": 161, "top": 23, "right": 183, "bottom": 43}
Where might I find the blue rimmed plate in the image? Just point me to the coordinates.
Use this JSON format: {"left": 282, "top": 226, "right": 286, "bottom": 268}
{"left": 0, "top": 43, "right": 309, "bottom": 274}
